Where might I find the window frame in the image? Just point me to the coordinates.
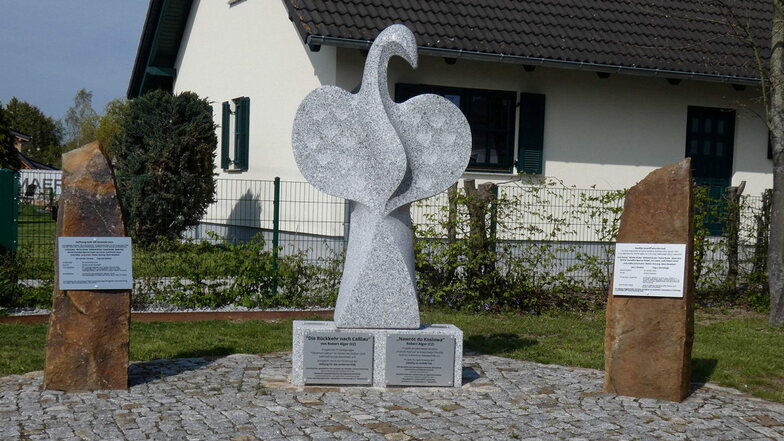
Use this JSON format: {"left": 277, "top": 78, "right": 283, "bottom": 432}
{"left": 395, "top": 83, "right": 518, "bottom": 173}
{"left": 219, "top": 96, "right": 250, "bottom": 172}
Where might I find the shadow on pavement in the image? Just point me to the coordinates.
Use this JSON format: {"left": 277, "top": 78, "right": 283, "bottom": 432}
{"left": 128, "top": 347, "right": 236, "bottom": 386}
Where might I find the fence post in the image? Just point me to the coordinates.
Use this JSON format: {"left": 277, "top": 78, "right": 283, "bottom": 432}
{"left": 490, "top": 184, "right": 499, "bottom": 253}
{"left": 272, "top": 177, "right": 281, "bottom": 295}
{"left": 0, "top": 169, "right": 19, "bottom": 253}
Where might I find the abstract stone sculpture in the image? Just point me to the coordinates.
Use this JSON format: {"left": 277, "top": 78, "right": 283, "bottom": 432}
{"left": 604, "top": 158, "right": 695, "bottom": 402}
{"left": 44, "top": 142, "right": 131, "bottom": 391}
{"left": 292, "top": 25, "right": 471, "bottom": 328}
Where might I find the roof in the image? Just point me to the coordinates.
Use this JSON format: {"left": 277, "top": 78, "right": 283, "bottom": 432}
{"left": 128, "top": 0, "right": 771, "bottom": 98}
{"left": 128, "top": 0, "right": 193, "bottom": 98}
{"left": 284, "top": 0, "right": 771, "bottom": 84}
{"left": 10, "top": 130, "right": 31, "bottom": 142}
{"left": 17, "top": 151, "right": 58, "bottom": 171}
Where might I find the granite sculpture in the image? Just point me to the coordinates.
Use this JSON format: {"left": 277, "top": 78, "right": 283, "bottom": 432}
{"left": 44, "top": 142, "right": 131, "bottom": 391}
{"left": 292, "top": 24, "right": 471, "bottom": 329}
{"left": 604, "top": 158, "right": 695, "bottom": 402}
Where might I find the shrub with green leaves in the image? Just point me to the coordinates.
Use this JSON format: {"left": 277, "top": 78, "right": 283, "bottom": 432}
{"left": 413, "top": 177, "right": 770, "bottom": 313}
{"left": 112, "top": 90, "right": 217, "bottom": 246}
{"left": 132, "top": 235, "right": 340, "bottom": 310}
{"left": 0, "top": 104, "right": 20, "bottom": 170}
{"left": 413, "top": 180, "right": 623, "bottom": 313}
{"left": 0, "top": 249, "right": 52, "bottom": 309}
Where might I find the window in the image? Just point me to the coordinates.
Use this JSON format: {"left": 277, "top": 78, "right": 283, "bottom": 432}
{"left": 396, "top": 84, "right": 518, "bottom": 172}
{"left": 686, "top": 105, "right": 736, "bottom": 235}
{"left": 220, "top": 97, "right": 250, "bottom": 171}
{"left": 686, "top": 106, "right": 735, "bottom": 186}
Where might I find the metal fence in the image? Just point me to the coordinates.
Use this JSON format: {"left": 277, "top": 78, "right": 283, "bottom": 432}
{"left": 0, "top": 170, "right": 19, "bottom": 253}
{"left": 16, "top": 170, "right": 61, "bottom": 264}
{"left": 15, "top": 174, "right": 768, "bottom": 287}
{"left": 185, "top": 178, "right": 348, "bottom": 262}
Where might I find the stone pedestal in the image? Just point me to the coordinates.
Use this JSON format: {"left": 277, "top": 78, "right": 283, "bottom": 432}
{"left": 43, "top": 142, "right": 131, "bottom": 391}
{"left": 292, "top": 321, "right": 463, "bottom": 388}
{"left": 604, "top": 159, "right": 694, "bottom": 402}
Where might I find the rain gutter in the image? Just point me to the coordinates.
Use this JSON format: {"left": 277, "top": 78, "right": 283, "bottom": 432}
{"left": 306, "top": 35, "right": 761, "bottom": 86}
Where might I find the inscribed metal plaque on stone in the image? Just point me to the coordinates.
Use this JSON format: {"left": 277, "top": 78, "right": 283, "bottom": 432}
{"left": 58, "top": 237, "right": 133, "bottom": 290}
{"left": 303, "top": 332, "right": 373, "bottom": 385}
{"left": 612, "top": 243, "right": 687, "bottom": 298}
{"left": 385, "top": 334, "right": 455, "bottom": 387}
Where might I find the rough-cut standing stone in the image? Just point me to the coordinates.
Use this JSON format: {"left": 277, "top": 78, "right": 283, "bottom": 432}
{"left": 43, "top": 142, "right": 130, "bottom": 391}
{"left": 292, "top": 25, "right": 471, "bottom": 328}
{"left": 604, "top": 158, "right": 694, "bottom": 402}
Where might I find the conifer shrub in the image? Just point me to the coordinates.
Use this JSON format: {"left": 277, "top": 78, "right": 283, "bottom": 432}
{"left": 0, "top": 105, "right": 20, "bottom": 170}
{"left": 112, "top": 90, "right": 217, "bottom": 246}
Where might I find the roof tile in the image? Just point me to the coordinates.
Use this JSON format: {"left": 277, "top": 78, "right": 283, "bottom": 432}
{"left": 283, "top": 0, "right": 771, "bottom": 80}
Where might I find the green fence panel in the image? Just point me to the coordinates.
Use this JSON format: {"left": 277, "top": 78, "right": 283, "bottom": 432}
{"left": 0, "top": 169, "right": 19, "bottom": 253}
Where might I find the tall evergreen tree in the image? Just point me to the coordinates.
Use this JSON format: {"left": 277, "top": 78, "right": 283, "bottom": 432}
{"left": 5, "top": 98, "right": 63, "bottom": 168}
{"left": 112, "top": 90, "right": 217, "bottom": 245}
{"left": 0, "top": 104, "right": 21, "bottom": 170}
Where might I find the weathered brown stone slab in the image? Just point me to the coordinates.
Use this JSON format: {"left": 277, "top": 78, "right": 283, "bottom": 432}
{"left": 604, "top": 158, "right": 695, "bottom": 402}
{"left": 43, "top": 142, "right": 130, "bottom": 391}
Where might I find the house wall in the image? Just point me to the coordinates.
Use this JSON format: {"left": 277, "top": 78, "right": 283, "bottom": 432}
{"left": 172, "top": 0, "right": 337, "bottom": 182}
{"left": 338, "top": 50, "right": 772, "bottom": 195}
{"left": 174, "top": 3, "right": 772, "bottom": 195}
{"left": 171, "top": 5, "right": 772, "bottom": 243}
{"left": 172, "top": 0, "right": 342, "bottom": 231}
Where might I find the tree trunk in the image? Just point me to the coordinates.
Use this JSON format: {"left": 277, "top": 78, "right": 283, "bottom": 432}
{"left": 463, "top": 179, "right": 497, "bottom": 275}
{"left": 447, "top": 183, "right": 458, "bottom": 243}
{"left": 753, "top": 189, "right": 772, "bottom": 278}
{"left": 768, "top": 2, "right": 784, "bottom": 326}
{"left": 725, "top": 183, "right": 744, "bottom": 292}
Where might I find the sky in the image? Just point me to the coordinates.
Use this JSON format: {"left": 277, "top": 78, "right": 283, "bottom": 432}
{"left": 0, "top": 1, "right": 150, "bottom": 120}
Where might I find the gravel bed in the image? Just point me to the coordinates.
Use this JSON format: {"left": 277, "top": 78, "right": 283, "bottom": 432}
{"left": 2, "top": 305, "right": 334, "bottom": 316}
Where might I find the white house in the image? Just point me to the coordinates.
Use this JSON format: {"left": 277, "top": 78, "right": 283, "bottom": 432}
{"left": 128, "top": 0, "right": 772, "bottom": 195}
{"left": 127, "top": 0, "right": 773, "bottom": 249}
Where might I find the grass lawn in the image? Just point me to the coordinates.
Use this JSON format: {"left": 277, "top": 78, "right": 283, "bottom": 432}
{"left": 1, "top": 309, "right": 781, "bottom": 402}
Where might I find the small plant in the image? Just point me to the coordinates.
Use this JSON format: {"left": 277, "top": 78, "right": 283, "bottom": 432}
{"left": 131, "top": 233, "right": 341, "bottom": 310}
{"left": 0, "top": 249, "right": 52, "bottom": 308}
{"left": 413, "top": 178, "right": 619, "bottom": 313}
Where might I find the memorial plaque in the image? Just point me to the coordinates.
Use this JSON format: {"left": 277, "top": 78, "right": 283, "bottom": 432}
{"left": 612, "top": 243, "right": 687, "bottom": 298}
{"left": 386, "top": 334, "right": 455, "bottom": 386}
{"left": 303, "top": 332, "right": 373, "bottom": 385}
{"left": 58, "top": 237, "right": 133, "bottom": 290}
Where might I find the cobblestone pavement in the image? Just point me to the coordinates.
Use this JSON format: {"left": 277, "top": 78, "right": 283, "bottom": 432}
{"left": 1, "top": 352, "right": 783, "bottom": 440}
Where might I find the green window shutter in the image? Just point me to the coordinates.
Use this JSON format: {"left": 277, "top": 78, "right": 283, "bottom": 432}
{"left": 517, "top": 93, "right": 546, "bottom": 174}
{"left": 221, "top": 101, "right": 230, "bottom": 169}
{"left": 234, "top": 97, "right": 250, "bottom": 170}
{"left": 768, "top": 131, "right": 773, "bottom": 160}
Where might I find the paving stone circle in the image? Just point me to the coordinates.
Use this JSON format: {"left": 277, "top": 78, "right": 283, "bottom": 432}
{"left": 1, "top": 353, "right": 782, "bottom": 440}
